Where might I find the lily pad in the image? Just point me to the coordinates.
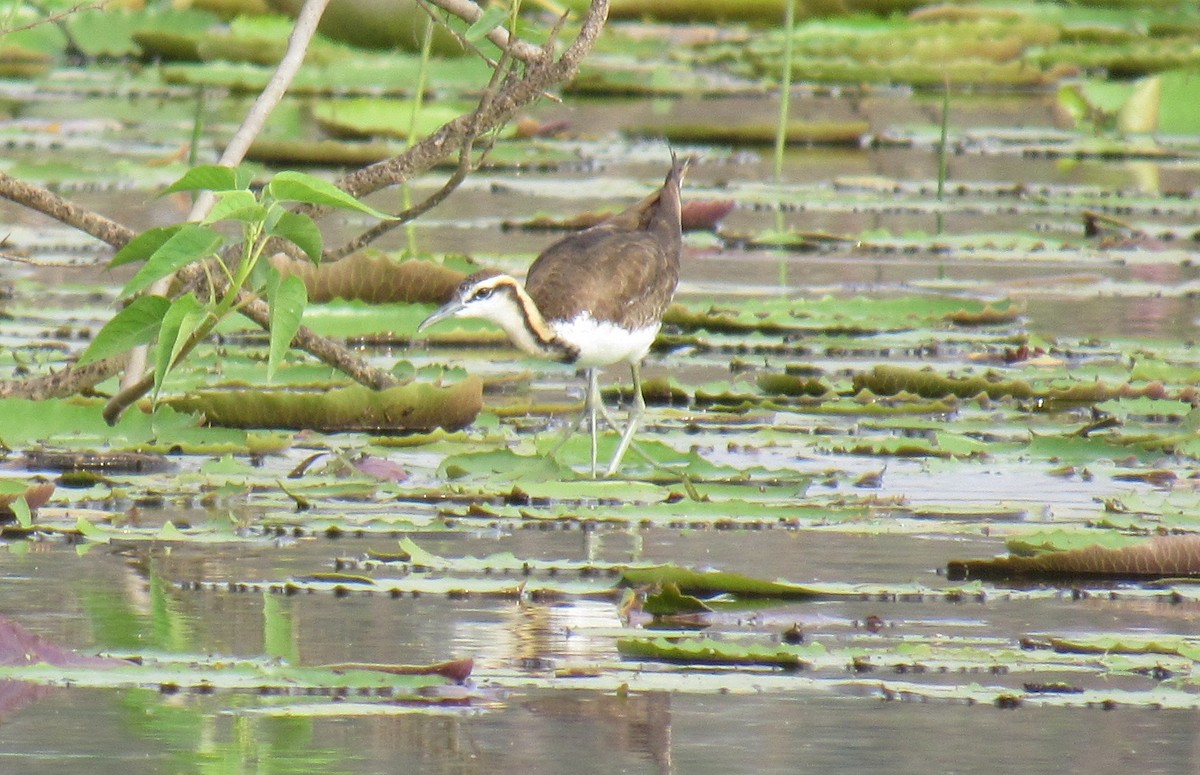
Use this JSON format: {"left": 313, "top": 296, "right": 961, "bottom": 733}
{"left": 167, "top": 379, "right": 483, "bottom": 432}
{"left": 948, "top": 534, "right": 1200, "bottom": 581}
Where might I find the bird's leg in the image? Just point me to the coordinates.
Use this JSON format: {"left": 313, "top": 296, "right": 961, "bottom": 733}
{"left": 585, "top": 367, "right": 601, "bottom": 477}
{"left": 605, "top": 361, "right": 646, "bottom": 477}
{"left": 594, "top": 389, "right": 624, "bottom": 434}
{"left": 543, "top": 368, "right": 600, "bottom": 470}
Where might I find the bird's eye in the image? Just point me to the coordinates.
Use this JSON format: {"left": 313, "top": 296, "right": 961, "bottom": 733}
{"left": 472, "top": 287, "right": 493, "bottom": 301}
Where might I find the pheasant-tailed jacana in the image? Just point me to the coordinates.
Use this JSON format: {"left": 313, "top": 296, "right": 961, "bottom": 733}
{"left": 419, "top": 154, "right": 686, "bottom": 477}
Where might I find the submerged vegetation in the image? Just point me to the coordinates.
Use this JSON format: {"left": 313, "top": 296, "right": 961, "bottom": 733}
{"left": 2, "top": 0, "right": 1200, "bottom": 766}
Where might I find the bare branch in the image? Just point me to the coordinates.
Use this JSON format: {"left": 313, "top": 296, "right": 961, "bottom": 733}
{"left": 0, "top": 171, "right": 135, "bottom": 247}
{"left": 0, "top": 356, "right": 124, "bottom": 401}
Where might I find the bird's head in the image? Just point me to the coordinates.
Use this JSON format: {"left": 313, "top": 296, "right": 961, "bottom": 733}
{"left": 418, "top": 270, "right": 525, "bottom": 332}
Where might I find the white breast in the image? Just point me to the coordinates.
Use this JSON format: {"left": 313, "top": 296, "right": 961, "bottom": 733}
{"left": 551, "top": 314, "right": 660, "bottom": 368}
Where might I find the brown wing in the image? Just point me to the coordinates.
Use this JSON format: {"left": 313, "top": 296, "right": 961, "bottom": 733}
{"left": 525, "top": 156, "right": 686, "bottom": 327}
{"left": 526, "top": 230, "right": 677, "bottom": 327}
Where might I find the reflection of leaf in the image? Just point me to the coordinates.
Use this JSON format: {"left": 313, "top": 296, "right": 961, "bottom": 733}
{"left": 948, "top": 535, "right": 1200, "bottom": 581}
{"left": 657, "top": 119, "right": 870, "bottom": 146}
{"left": 944, "top": 300, "right": 1024, "bottom": 326}
{"left": 315, "top": 659, "right": 473, "bottom": 683}
{"left": 855, "top": 364, "right": 1035, "bottom": 400}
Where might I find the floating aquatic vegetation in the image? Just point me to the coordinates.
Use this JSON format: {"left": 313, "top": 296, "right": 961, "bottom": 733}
{"left": 948, "top": 534, "right": 1200, "bottom": 581}
{"left": 168, "top": 379, "right": 483, "bottom": 433}
{"left": 271, "top": 252, "right": 463, "bottom": 304}
{"left": 0, "top": 399, "right": 292, "bottom": 455}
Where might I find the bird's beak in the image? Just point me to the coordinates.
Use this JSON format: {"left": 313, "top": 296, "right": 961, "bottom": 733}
{"left": 417, "top": 300, "right": 464, "bottom": 333}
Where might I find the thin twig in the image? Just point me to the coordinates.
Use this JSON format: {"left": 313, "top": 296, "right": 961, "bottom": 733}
{"left": 3, "top": 0, "right": 107, "bottom": 37}
{"left": 322, "top": 48, "right": 514, "bottom": 260}
{"left": 0, "top": 250, "right": 89, "bottom": 268}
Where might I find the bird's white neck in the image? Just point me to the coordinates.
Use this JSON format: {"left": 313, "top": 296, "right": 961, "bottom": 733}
{"left": 487, "top": 280, "right": 580, "bottom": 362}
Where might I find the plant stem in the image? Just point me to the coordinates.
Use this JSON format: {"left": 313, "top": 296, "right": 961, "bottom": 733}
{"left": 936, "top": 75, "right": 950, "bottom": 238}
{"left": 772, "top": 0, "right": 794, "bottom": 184}
{"left": 402, "top": 18, "right": 437, "bottom": 256}
{"left": 773, "top": 0, "right": 795, "bottom": 287}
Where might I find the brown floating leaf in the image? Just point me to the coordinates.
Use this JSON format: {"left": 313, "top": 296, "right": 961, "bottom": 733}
{"left": 0, "top": 44, "right": 53, "bottom": 78}
{"left": 944, "top": 301, "right": 1025, "bottom": 326}
{"left": 318, "top": 659, "right": 474, "bottom": 683}
{"left": 657, "top": 120, "right": 871, "bottom": 146}
{"left": 0, "top": 481, "right": 54, "bottom": 517}
{"left": 503, "top": 210, "right": 614, "bottom": 232}
{"left": 513, "top": 116, "right": 572, "bottom": 138}
{"left": 169, "top": 379, "right": 483, "bottom": 433}
{"left": 272, "top": 252, "right": 464, "bottom": 305}
{"left": 247, "top": 138, "right": 394, "bottom": 166}
{"left": 681, "top": 199, "right": 736, "bottom": 231}
{"left": 947, "top": 535, "right": 1200, "bottom": 581}
{"left": 22, "top": 449, "right": 172, "bottom": 473}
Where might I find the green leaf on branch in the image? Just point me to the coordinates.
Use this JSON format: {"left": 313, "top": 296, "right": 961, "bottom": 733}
{"left": 267, "top": 171, "right": 393, "bottom": 219}
{"left": 154, "top": 292, "right": 208, "bottom": 399}
{"left": 465, "top": 6, "right": 508, "bottom": 43}
{"left": 269, "top": 210, "right": 323, "bottom": 263}
{"left": 161, "top": 164, "right": 253, "bottom": 196}
{"left": 267, "top": 274, "right": 307, "bottom": 384}
{"left": 120, "top": 224, "right": 224, "bottom": 298}
{"left": 77, "top": 294, "right": 171, "bottom": 366}
{"left": 204, "top": 190, "right": 265, "bottom": 224}
{"left": 109, "top": 225, "right": 183, "bottom": 268}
